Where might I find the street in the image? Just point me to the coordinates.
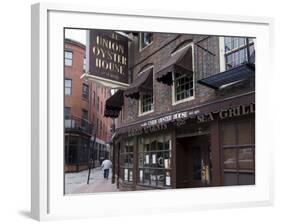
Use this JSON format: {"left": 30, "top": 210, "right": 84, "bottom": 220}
{"left": 65, "top": 167, "right": 118, "bottom": 194}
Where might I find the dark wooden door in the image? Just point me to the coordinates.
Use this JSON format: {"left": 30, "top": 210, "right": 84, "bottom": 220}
{"left": 176, "top": 135, "right": 210, "bottom": 188}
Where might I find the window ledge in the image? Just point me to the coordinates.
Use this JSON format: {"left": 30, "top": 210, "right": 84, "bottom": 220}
{"left": 138, "top": 109, "right": 154, "bottom": 117}
{"left": 172, "top": 96, "right": 195, "bottom": 106}
{"left": 139, "top": 41, "right": 153, "bottom": 52}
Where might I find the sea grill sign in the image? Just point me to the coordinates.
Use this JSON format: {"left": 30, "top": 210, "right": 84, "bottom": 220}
{"left": 87, "top": 30, "right": 129, "bottom": 87}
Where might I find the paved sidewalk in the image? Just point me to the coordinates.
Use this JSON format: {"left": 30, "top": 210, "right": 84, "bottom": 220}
{"left": 65, "top": 167, "right": 118, "bottom": 194}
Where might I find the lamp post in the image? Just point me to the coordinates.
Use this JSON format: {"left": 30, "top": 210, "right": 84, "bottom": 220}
{"left": 87, "top": 134, "right": 96, "bottom": 184}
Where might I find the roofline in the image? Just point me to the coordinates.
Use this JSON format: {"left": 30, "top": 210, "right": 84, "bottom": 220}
{"left": 64, "top": 38, "right": 85, "bottom": 49}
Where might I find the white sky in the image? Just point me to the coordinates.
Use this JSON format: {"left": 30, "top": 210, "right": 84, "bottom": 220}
{"left": 65, "top": 28, "right": 86, "bottom": 45}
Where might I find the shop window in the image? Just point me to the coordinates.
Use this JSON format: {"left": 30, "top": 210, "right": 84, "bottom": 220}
{"left": 64, "top": 50, "right": 73, "bottom": 66}
{"left": 173, "top": 72, "right": 194, "bottom": 102}
{"left": 65, "top": 136, "right": 79, "bottom": 164}
{"left": 65, "top": 79, "right": 72, "bottom": 96}
{"left": 224, "top": 37, "right": 254, "bottom": 70}
{"left": 82, "top": 83, "right": 89, "bottom": 100}
{"left": 138, "top": 134, "right": 172, "bottom": 188}
{"left": 139, "top": 94, "right": 154, "bottom": 114}
{"left": 222, "top": 118, "right": 255, "bottom": 186}
{"left": 120, "top": 140, "right": 134, "bottom": 183}
{"left": 80, "top": 137, "right": 90, "bottom": 163}
{"left": 139, "top": 32, "right": 153, "bottom": 50}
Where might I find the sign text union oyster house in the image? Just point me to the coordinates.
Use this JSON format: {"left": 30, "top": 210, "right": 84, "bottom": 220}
{"left": 86, "top": 30, "right": 255, "bottom": 191}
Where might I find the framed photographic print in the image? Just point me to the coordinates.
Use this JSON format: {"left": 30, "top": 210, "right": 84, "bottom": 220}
{"left": 31, "top": 2, "right": 274, "bottom": 221}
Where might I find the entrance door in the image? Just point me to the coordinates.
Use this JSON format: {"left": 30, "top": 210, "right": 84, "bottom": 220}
{"left": 176, "top": 135, "right": 211, "bottom": 188}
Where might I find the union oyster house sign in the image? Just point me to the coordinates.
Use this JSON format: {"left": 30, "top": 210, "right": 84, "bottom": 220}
{"left": 82, "top": 30, "right": 129, "bottom": 88}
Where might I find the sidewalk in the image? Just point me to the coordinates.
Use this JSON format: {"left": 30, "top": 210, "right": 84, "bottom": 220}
{"left": 65, "top": 167, "right": 118, "bottom": 194}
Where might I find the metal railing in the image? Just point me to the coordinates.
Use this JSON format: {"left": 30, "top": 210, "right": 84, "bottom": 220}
{"left": 64, "top": 115, "right": 93, "bottom": 134}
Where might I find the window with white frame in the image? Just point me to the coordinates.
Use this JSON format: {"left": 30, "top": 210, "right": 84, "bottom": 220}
{"left": 139, "top": 32, "right": 153, "bottom": 50}
{"left": 64, "top": 51, "right": 73, "bottom": 66}
{"left": 65, "top": 79, "right": 72, "bottom": 96}
{"left": 224, "top": 37, "right": 254, "bottom": 70}
{"left": 140, "top": 94, "right": 154, "bottom": 114}
{"left": 173, "top": 72, "right": 194, "bottom": 102}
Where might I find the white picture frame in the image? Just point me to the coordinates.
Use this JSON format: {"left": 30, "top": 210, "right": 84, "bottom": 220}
{"left": 31, "top": 2, "right": 274, "bottom": 221}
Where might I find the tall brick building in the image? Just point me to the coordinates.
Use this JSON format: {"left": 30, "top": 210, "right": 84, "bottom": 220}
{"left": 104, "top": 32, "right": 255, "bottom": 190}
{"left": 64, "top": 38, "right": 113, "bottom": 172}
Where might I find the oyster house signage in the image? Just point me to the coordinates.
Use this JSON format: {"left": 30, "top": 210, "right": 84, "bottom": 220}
{"left": 88, "top": 30, "right": 129, "bottom": 86}
{"left": 127, "top": 103, "right": 255, "bottom": 137}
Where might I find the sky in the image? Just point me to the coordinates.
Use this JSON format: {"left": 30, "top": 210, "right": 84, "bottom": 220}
{"left": 65, "top": 28, "right": 86, "bottom": 45}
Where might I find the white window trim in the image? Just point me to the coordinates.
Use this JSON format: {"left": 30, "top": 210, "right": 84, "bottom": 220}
{"left": 138, "top": 94, "right": 154, "bottom": 116}
{"left": 137, "top": 65, "right": 154, "bottom": 116}
{"left": 219, "top": 37, "right": 226, "bottom": 72}
{"left": 64, "top": 50, "right": 73, "bottom": 66}
{"left": 171, "top": 43, "right": 195, "bottom": 106}
{"left": 139, "top": 32, "right": 153, "bottom": 52}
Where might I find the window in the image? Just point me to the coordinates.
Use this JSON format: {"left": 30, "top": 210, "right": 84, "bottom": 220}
{"left": 222, "top": 118, "right": 255, "bottom": 186}
{"left": 64, "top": 107, "right": 71, "bottom": 119}
{"left": 138, "top": 134, "right": 172, "bottom": 188}
{"left": 139, "top": 32, "right": 153, "bottom": 50}
{"left": 82, "top": 83, "right": 89, "bottom": 100}
{"left": 83, "top": 56, "right": 86, "bottom": 71}
{"left": 81, "top": 109, "right": 88, "bottom": 120}
{"left": 65, "top": 79, "right": 72, "bottom": 96}
{"left": 93, "top": 91, "right": 96, "bottom": 105}
{"left": 140, "top": 94, "right": 154, "bottom": 114}
{"left": 224, "top": 37, "right": 255, "bottom": 70}
{"left": 64, "top": 51, "right": 73, "bottom": 66}
{"left": 97, "top": 96, "right": 100, "bottom": 110}
{"left": 173, "top": 72, "right": 194, "bottom": 102}
{"left": 101, "top": 102, "right": 103, "bottom": 114}
{"left": 81, "top": 109, "right": 89, "bottom": 131}
{"left": 120, "top": 140, "right": 134, "bottom": 183}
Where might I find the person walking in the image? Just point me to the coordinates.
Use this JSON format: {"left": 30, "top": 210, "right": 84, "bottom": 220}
{"left": 101, "top": 157, "right": 112, "bottom": 180}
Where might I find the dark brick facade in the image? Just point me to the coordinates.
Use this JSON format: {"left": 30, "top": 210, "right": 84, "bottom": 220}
{"left": 114, "top": 32, "right": 255, "bottom": 190}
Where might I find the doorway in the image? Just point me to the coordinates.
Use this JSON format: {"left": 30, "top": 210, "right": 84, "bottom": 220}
{"left": 176, "top": 134, "right": 211, "bottom": 188}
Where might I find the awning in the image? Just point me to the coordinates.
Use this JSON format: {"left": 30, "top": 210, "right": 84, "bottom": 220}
{"left": 124, "top": 67, "right": 153, "bottom": 99}
{"left": 104, "top": 90, "right": 124, "bottom": 118}
{"left": 155, "top": 46, "right": 193, "bottom": 85}
{"left": 197, "top": 63, "right": 255, "bottom": 90}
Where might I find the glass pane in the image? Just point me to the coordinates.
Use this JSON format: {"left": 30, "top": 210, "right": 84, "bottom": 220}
{"left": 150, "top": 169, "right": 158, "bottom": 187}
{"left": 237, "top": 121, "right": 251, "bottom": 145}
{"left": 143, "top": 168, "right": 150, "bottom": 185}
{"left": 65, "top": 88, "right": 70, "bottom": 96}
{"left": 165, "top": 171, "right": 171, "bottom": 186}
{"left": 238, "top": 148, "right": 254, "bottom": 170}
{"left": 139, "top": 153, "right": 144, "bottom": 168}
{"left": 224, "top": 148, "right": 237, "bottom": 169}
{"left": 222, "top": 123, "right": 236, "bottom": 145}
{"left": 156, "top": 169, "right": 165, "bottom": 187}
{"left": 238, "top": 173, "right": 255, "bottom": 185}
{"left": 224, "top": 172, "right": 238, "bottom": 186}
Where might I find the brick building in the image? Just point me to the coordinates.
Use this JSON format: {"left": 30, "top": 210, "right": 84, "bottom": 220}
{"left": 104, "top": 32, "right": 255, "bottom": 190}
{"left": 64, "top": 38, "right": 113, "bottom": 172}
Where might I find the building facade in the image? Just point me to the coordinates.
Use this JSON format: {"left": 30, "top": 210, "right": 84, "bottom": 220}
{"left": 105, "top": 33, "right": 255, "bottom": 190}
{"left": 64, "top": 38, "right": 113, "bottom": 172}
